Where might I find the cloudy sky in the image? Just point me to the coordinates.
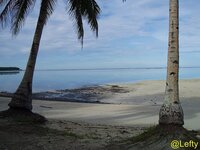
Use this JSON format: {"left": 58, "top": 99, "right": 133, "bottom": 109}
{"left": 1, "top": 0, "right": 200, "bottom": 70}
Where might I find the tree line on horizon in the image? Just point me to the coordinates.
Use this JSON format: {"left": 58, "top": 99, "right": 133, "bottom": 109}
{"left": 0, "top": 67, "right": 21, "bottom": 71}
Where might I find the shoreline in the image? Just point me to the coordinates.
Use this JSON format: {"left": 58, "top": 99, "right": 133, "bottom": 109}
{"left": 1, "top": 79, "right": 200, "bottom": 104}
{"left": 0, "top": 84, "right": 129, "bottom": 104}
{"left": 1, "top": 79, "right": 200, "bottom": 130}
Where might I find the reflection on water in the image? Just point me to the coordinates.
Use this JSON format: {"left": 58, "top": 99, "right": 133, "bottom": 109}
{"left": 0, "top": 71, "right": 20, "bottom": 75}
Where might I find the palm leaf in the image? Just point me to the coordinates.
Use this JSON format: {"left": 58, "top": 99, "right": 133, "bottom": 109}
{"left": 40, "top": 0, "right": 57, "bottom": 25}
{"left": 68, "top": 0, "right": 100, "bottom": 45}
{"left": 68, "top": 0, "right": 84, "bottom": 44}
{"left": 1, "top": 0, "right": 56, "bottom": 35}
{"left": 0, "top": 0, "right": 15, "bottom": 28}
{"left": 0, "top": 0, "right": 9, "bottom": 6}
{"left": 80, "top": 0, "right": 100, "bottom": 37}
{"left": 11, "top": 0, "right": 36, "bottom": 35}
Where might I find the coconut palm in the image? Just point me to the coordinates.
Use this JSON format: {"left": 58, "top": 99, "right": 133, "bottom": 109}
{"left": 159, "top": 0, "right": 184, "bottom": 125}
{"left": 106, "top": 1, "right": 195, "bottom": 149}
{"left": 0, "top": 0, "right": 100, "bottom": 111}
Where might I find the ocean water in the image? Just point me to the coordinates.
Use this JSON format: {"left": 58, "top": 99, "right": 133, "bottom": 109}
{"left": 0, "top": 68, "right": 200, "bottom": 92}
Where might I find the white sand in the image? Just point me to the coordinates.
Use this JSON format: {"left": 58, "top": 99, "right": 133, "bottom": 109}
{"left": 1, "top": 79, "right": 200, "bottom": 130}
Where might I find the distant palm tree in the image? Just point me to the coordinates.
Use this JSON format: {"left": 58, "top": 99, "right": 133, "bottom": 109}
{"left": 159, "top": 0, "right": 184, "bottom": 125}
{"left": 0, "top": 0, "right": 100, "bottom": 111}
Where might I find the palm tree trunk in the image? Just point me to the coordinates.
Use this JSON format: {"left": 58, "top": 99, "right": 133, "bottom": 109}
{"left": 8, "top": 5, "right": 46, "bottom": 111}
{"left": 159, "top": 0, "right": 184, "bottom": 125}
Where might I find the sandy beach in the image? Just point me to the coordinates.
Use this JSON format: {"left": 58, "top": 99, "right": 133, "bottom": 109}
{"left": 1, "top": 79, "right": 200, "bottom": 130}
{"left": 1, "top": 79, "right": 200, "bottom": 149}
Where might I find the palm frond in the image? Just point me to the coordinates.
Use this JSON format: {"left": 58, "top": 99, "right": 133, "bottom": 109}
{"left": 1, "top": 0, "right": 56, "bottom": 35}
{"left": 68, "top": 0, "right": 84, "bottom": 44}
{"left": 0, "top": 0, "right": 15, "bottom": 28}
{"left": 80, "top": 0, "right": 100, "bottom": 37}
{"left": 68, "top": 0, "right": 100, "bottom": 45}
{"left": 11, "top": 0, "right": 36, "bottom": 35}
{"left": 40, "top": 0, "right": 57, "bottom": 25}
{"left": 0, "top": 0, "right": 9, "bottom": 6}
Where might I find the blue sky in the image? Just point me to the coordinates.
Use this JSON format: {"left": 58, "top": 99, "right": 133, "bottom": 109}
{"left": 1, "top": 0, "right": 200, "bottom": 69}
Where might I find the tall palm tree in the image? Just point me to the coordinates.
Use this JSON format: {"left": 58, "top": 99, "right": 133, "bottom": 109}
{"left": 159, "top": 0, "right": 184, "bottom": 125}
{"left": 0, "top": 0, "right": 100, "bottom": 111}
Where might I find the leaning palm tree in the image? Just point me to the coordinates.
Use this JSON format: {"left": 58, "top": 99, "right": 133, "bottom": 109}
{"left": 0, "top": 0, "right": 100, "bottom": 111}
{"left": 159, "top": 0, "right": 184, "bottom": 125}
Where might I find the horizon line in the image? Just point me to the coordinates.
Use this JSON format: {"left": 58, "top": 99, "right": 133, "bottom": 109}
{"left": 19, "top": 66, "right": 200, "bottom": 71}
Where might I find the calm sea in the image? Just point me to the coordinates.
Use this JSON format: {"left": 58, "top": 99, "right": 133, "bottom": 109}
{"left": 0, "top": 68, "right": 200, "bottom": 92}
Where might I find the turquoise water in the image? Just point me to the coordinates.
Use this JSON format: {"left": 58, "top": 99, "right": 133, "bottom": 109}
{"left": 0, "top": 68, "right": 200, "bottom": 92}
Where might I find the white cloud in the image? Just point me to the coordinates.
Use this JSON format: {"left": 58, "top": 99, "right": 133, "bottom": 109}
{"left": 1, "top": 0, "right": 200, "bottom": 68}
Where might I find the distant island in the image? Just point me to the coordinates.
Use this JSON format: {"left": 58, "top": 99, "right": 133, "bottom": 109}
{"left": 0, "top": 67, "right": 21, "bottom": 71}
